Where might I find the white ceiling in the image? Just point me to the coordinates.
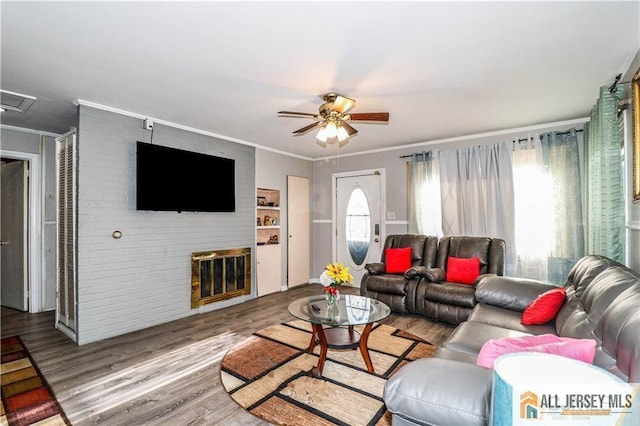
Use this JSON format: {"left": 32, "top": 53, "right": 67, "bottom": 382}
{"left": 2, "top": 1, "right": 639, "bottom": 159}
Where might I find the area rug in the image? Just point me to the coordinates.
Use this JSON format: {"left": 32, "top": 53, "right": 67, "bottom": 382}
{"left": 220, "top": 321, "right": 436, "bottom": 426}
{"left": 1, "top": 336, "right": 70, "bottom": 426}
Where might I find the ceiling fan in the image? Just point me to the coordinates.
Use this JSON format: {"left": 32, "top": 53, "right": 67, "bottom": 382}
{"left": 278, "top": 93, "right": 389, "bottom": 147}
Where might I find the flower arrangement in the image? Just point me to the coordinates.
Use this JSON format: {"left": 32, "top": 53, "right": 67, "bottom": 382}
{"left": 319, "top": 262, "right": 354, "bottom": 296}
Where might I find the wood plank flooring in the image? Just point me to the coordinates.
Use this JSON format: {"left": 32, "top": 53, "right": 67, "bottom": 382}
{"left": 1, "top": 284, "right": 454, "bottom": 425}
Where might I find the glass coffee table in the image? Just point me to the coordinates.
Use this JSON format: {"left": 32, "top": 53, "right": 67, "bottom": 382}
{"left": 288, "top": 294, "right": 391, "bottom": 377}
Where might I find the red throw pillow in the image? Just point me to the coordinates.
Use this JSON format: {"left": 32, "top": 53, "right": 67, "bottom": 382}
{"left": 385, "top": 247, "right": 412, "bottom": 274}
{"left": 521, "top": 287, "right": 567, "bottom": 325}
{"left": 446, "top": 257, "right": 481, "bottom": 285}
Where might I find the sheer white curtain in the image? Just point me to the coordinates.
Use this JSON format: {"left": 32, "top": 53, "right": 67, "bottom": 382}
{"left": 512, "top": 138, "right": 553, "bottom": 279}
{"left": 408, "top": 152, "right": 442, "bottom": 236}
{"left": 408, "top": 134, "right": 583, "bottom": 282}
{"left": 511, "top": 130, "right": 584, "bottom": 282}
{"left": 408, "top": 143, "right": 516, "bottom": 274}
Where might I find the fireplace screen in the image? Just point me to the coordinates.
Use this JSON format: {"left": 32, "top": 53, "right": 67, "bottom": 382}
{"left": 191, "top": 247, "right": 251, "bottom": 308}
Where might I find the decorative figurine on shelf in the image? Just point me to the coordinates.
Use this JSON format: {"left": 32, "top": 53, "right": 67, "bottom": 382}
{"left": 263, "top": 215, "right": 271, "bottom": 226}
{"left": 270, "top": 217, "right": 277, "bottom": 226}
{"left": 268, "top": 235, "right": 279, "bottom": 244}
{"left": 257, "top": 217, "right": 262, "bottom": 226}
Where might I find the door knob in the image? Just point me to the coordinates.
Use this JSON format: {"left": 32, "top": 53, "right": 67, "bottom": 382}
{"left": 374, "top": 238, "right": 379, "bottom": 243}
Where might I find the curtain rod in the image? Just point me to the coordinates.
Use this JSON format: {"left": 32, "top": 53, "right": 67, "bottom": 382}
{"left": 608, "top": 74, "right": 623, "bottom": 93}
{"left": 399, "top": 129, "right": 584, "bottom": 159}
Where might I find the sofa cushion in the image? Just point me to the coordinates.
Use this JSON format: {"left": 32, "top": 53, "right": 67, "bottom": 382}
{"left": 521, "top": 287, "right": 566, "bottom": 325}
{"left": 554, "top": 255, "right": 620, "bottom": 331}
{"left": 557, "top": 267, "right": 639, "bottom": 338}
{"left": 364, "top": 274, "right": 407, "bottom": 295}
{"left": 385, "top": 358, "right": 492, "bottom": 426}
{"left": 443, "top": 321, "right": 529, "bottom": 356}
{"left": 382, "top": 234, "right": 437, "bottom": 268}
{"left": 423, "top": 281, "right": 476, "bottom": 308}
{"left": 476, "top": 334, "right": 596, "bottom": 369}
{"left": 594, "top": 286, "right": 640, "bottom": 382}
{"left": 446, "top": 256, "right": 481, "bottom": 284}
{"left": 434, "top": 347, "right": 479, "bottom": 364}
{"left": 386, "top": 247, "right": 412, "bottom": 274}
{"left": 468, "top": 303, "right": 556, "bottom": 335}
{"left": 475, "top": 275, "right": 558, "bottom": 311}
{"left": 422, "top": 300, "right": 474, "bottom": 325}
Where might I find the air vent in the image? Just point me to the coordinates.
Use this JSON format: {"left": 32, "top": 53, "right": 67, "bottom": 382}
{"left": 1, "top": 90, "right": 36, "bottom": 112}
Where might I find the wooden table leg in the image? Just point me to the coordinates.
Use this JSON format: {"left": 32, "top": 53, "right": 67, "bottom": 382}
{"left": 310, "top": 323, "right": 328, "bottom": 377}
{"left": 358, "top": 323, "right": 375, "bottom": 373}
{"left": 307, "top": 323, "right": 318, "bottom": 353}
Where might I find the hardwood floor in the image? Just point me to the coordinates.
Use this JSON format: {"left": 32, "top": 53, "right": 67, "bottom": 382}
{"left": 1, "top": 285, "right": 454, "bottom": 425}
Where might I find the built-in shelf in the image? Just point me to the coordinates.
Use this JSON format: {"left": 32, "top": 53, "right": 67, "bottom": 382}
{"left": 257, "top": 187, "right": 280, "bottom": 245}
{"left": 256, "top": 187, "right": 282, "bottom": 296}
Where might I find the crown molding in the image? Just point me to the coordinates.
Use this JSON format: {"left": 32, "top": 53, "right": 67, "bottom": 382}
{"left": 312, "top": 117, "right": 590, "bottom": 161}
{"left": 74, "top": 99, "right": 314, "bottom": 161}
{"left": 0, "top": 124, "right": 61, "bottom": 138}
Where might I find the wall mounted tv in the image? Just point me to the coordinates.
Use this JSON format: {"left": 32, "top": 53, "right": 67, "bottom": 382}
{"left": 136, "top": 141, "right": 235, "bottom": 212}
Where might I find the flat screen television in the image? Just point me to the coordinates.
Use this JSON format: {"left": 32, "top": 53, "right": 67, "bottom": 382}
{"left": 136, "top": 141, "right": 235, "bottom": 212}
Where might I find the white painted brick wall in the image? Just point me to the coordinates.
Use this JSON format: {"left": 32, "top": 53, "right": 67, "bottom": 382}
{"left": 76, "top": 106, "right": 255, "bottom": 344}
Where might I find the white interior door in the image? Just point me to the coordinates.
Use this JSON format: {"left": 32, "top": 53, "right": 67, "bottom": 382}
{"left": 1, "top": 160, "right": 28, "bottom": 311}
{"left": 335, "top": 170, "right": 384, "bottom": 287}
{"left": 287, "top": 176, "right": 310, "bottom": 287}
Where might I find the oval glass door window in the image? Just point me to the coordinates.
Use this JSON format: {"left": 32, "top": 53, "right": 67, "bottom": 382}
{"left": 345, "top": 187, "right": 371, "bottom": 266}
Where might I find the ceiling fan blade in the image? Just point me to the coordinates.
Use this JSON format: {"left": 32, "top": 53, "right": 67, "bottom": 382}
{"left": 330, "top": 95, "right": 356, "bottom": 114}
{"left": 278, "top": 111, "right": 318, "bottom": 118}
{"left": 341, "top": 121, "right": 358, "bottom": 136}
{"left": 293, "top": 121, "right": 321, "bottom": 134}
{"left": 347, "top": 112, "right": 389, "bottom": 122}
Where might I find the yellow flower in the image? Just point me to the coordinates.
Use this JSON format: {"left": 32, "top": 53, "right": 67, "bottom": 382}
{"left": 324, "top": 262, "right": 353, "bottom": 285}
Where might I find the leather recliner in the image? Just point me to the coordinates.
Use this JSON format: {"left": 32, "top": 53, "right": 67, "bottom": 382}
{"left": 360, "top": 234, "right": 438, "bottom": 313}
{"left": 411, "top": 236, "right": 506, "bottom": 324}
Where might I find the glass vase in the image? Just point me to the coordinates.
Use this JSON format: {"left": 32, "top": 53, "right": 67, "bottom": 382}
{"left": 325, "top": 289, "right": 339, "bottom": 309}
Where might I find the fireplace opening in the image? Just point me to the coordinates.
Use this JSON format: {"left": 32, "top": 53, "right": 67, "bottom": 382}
{"left": 191, "top": 247, "right": 251, "bottom": 308}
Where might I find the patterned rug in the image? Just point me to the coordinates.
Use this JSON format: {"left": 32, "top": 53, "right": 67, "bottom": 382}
{"left": 220, "top": 321, "right": 436, "bottom": 426}
{"left": 1, "top": 336, "right": 70, "bottom": 426}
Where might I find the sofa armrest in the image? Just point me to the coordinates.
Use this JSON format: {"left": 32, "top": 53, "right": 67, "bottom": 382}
{"left": 475, "top": 275, "right": 558, "bottom": 311}
{"left": 404, "top": 266, "right": 425, "bottom": 279}
{"left": 364, "top": 262, "right": 386, "bottom": 275}
{"left": 425, "top": 267, "right": 446, "bottom": 282}
{"left": 384, "top": 358, "right": 492, "bottom": 426}
{"left": 404, "top": 266, "right": 445, "bottom": 282}
{"left": 474, "top": 273, "right": 495, "bottom": 286}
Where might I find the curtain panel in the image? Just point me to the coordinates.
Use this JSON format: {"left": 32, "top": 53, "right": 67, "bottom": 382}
{"left": 408, "top": 130, "right": 585, "bottom": 282}
{"left": 408, "top": 144, "right": 517, "bottom": 274}
{"left": 583, "top": 86, "right": 625, "bottom": 263}
{"left": 539, "top": 130, "right": 584, "bottom": 282}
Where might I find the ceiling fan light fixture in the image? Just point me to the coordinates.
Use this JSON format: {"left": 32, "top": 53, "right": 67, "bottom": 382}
{"left": 279, "top": 92, "right": 389, "bottom": 148}
{"left": 336, "top": 125, "right": 349, "bottom": 142}
{"left": 325, "top": 121, "right": 338, "bottom": 138}
{"left": 316, "top": 125, "right": 328, "bottom": 142}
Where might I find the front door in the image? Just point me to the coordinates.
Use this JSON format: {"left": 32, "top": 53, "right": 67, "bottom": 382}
{"left": 1, "top": 159, "right": 28, "bottom": 311}
{"left": 335, "top": 170, "right": 384, "bottom": 287}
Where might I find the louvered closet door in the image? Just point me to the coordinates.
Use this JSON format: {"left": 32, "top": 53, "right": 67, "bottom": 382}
{"left": 55, "top": 130, "right": 77, "bottom": 340}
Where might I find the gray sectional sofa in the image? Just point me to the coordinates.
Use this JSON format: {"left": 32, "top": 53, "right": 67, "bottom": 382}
{"left": 383, "top": 254, "right": 640, "bottom": 425}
